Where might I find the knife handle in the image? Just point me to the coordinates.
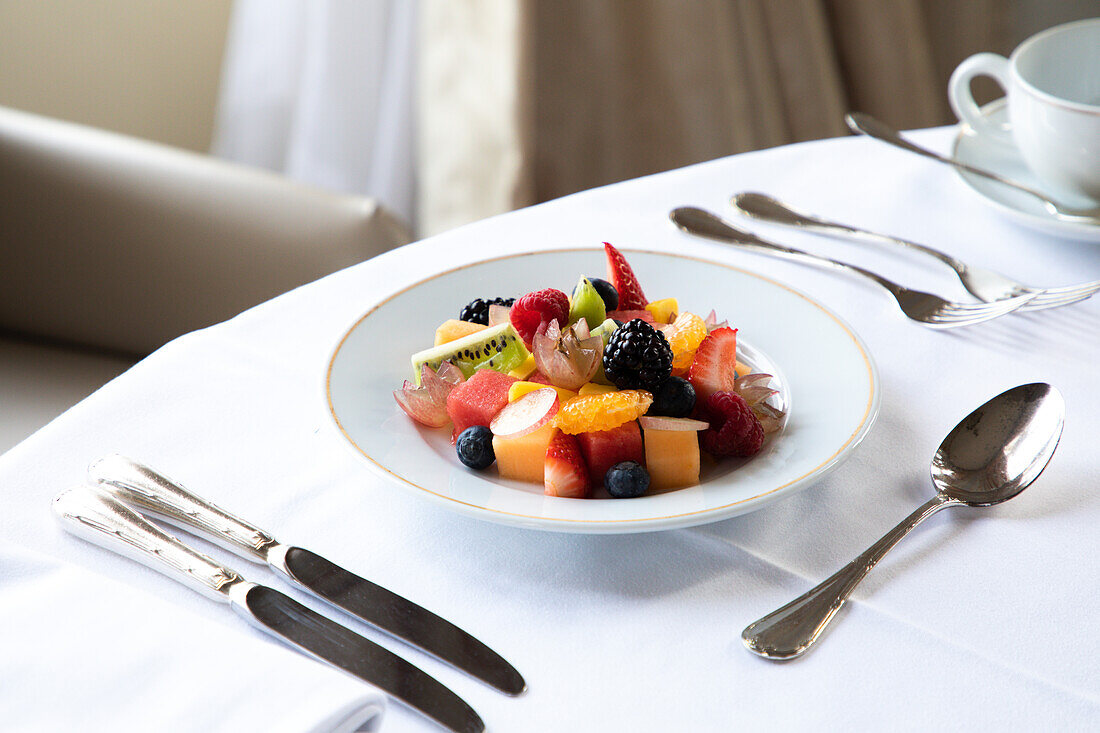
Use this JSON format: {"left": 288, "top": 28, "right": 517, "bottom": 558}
{"left": 89, "top": 454, "right": 275, "bottom": 564}
{"left": 53, "top": 487, "right": 245, "bottom": 603}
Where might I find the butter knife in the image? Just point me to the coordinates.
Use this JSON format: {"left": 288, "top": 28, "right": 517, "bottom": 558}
{"left": 89, "top": 454, "right": 525, "bottom": 696}
{"left": 53, "top": 487, "right": 484, "bottom": 733}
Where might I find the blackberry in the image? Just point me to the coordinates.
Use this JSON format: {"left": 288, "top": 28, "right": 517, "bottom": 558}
{"left": 602, "top": 319, "right": 673, "bottom": 391}
{"left": 459, "top": 297, "right": 515, "bottom": 325}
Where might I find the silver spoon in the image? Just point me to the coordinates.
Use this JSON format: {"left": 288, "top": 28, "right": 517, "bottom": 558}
{"left": 845, "top": 112, "right": 1100, "bottom": 224}
{"left": 742, "top": 382, "right": 1065, "bottom": 660}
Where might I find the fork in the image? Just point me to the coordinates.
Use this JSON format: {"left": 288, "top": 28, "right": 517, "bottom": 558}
{"left": 669, "top": 207, "right": 1036, "bottom": 329}
{"left": 731, "top": 192, "right": 1100, "bottom": 312}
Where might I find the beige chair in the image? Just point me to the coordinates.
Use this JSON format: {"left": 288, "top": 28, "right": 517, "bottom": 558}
{"left": 0, "top": 106, "right": 410, "bottom": 453}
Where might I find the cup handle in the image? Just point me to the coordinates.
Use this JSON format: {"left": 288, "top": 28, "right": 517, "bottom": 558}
{"left": 948, "top": 52, "right": 1012, "bottom": 143}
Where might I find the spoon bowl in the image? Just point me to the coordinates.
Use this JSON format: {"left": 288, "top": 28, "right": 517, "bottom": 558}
{"left": 933, "top": 382, "right": 1065, "bottom": 506}
{"left": 742, "top": 383, "right": 1064, "bottom": 660}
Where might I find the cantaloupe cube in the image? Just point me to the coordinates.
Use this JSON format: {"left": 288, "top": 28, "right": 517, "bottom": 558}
{"left": 642, "top": 428, "right": 700, "bottom": 490}
{"left": 494, "top": 423, "right": 555, "bottom": 483}
{"left": 508, "top": 381, "right": 577, "bottom": 405}
{"left": 644, "top": 298, "right": 679, "bottom": 324}
{"left": 434, "top": 319, "right": 487, "bottom": 346}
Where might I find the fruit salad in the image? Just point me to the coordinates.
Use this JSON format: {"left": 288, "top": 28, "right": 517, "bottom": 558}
{"left": 394, "top": 243, "right": 785, "bottom": 499}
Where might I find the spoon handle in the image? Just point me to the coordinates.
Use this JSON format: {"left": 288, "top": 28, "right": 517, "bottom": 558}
{"left": 669, "top": 206, "right": 906, "bottom": 296}
{"left": 844, "top": 113, "right": 1057, "bottom": 209}
{"left": 742, "top": 493, "right": 962, "bottom": 660}
{"left": 731, "top": 192, "right": 966, "bottom": 272}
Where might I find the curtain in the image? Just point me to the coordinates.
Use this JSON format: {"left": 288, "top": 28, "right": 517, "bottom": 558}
{"left": 211, "top": 0, "right": 418, "bottom": 229}
{"left": 211, "top": 0, "right": 1089, "bottom": 238}
{"left": 416, "top": 0, "right": 533, "bottom": 238}
{"left": 418, "top": 0, "right": 1015, "bottom": 235}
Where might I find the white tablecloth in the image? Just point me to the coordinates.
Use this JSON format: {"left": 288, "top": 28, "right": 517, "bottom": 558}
{"left": 3, "top": 127, "right": 1099, "bottom": 731}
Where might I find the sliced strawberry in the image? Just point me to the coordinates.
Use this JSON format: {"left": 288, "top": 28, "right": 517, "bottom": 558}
{"left": 604, "top": 242, "right": 648, "bottom": 310}
{"left": 544, "top": 429, "right": 589, "bottom": 498}
{"left": 687, "top": 327, "right": 738, "bottom": 402}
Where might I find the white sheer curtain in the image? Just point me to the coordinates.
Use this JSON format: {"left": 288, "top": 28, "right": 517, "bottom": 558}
{"left": 211, "top": 0, "right": 418, "bottom": 230}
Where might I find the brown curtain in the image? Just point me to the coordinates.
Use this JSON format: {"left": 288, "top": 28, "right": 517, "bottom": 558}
{"left": 418, "top": 0, "right": 1073, "bottom": 236}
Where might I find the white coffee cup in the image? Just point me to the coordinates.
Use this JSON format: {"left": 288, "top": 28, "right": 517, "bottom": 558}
{"left": 948, "top": 18, "right": 1100, "bottom": 204}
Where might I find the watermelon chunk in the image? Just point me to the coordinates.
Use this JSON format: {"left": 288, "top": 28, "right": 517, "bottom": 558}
{"left": 575, "top": 420, "right": 644, "bottom": 486}
{"left": 446, "top": 369, "right": 517, "bottom": 441}
{"left": 607, "top": 310, "right": 656, "bottom": 324}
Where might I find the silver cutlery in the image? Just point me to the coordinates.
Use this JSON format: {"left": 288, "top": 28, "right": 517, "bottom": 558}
{"left": 669, "top": 207, "right": 1036, "bottom": 328}
{"left": 731, "top": 192, "right": 1100, "bottom": 311}
{"left": 54, "top": 487, "right": 485, "bottom": 733}
{"left": 89, "top": 454, "right": 525, "bottom": 696}
{"left": 742, "top": 382, "right": 1064, "bottom": 660}
{"left": 845, "top": 112, "right": 1100, "bottom": 224}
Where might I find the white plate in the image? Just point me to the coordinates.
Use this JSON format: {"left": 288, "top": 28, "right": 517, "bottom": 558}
{"left": 326, "top": 249, "right": 879, "bottom": 534}
{"left": 952, "top": 99, "right": 1100, "bottom": 242}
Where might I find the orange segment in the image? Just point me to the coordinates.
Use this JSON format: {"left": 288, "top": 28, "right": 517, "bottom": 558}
{"left": 663, "top": 312, "right": 708, "bottom": 371}
{"left": 553, "top": 390, "right": 653, "bottom": 434}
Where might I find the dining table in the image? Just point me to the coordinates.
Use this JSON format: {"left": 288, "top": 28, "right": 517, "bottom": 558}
{"left": 3, "top": 124, "right": 1098, "bottom": 732}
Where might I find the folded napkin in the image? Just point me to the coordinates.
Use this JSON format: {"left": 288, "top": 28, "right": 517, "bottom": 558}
{"left": 0, "top": 545, "right": 385, "bottom": 733}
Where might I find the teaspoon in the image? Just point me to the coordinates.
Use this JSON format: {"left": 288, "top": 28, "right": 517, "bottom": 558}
{"left": 845, "top": 112, "right": 1100, "bottom": 224}
{"left": 742, "top": 382, "right": 1065, "bottom": 660}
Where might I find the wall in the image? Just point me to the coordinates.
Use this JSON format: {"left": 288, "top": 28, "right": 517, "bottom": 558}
{"left": 0, "top": 0, "right": 232, "bottom": 152}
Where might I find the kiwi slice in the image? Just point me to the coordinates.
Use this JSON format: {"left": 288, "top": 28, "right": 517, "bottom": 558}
{"left": 568, "top": 276, "right": 607, "bottom": 328}
{"left": 411, "top": 322, "right": 531, "bottom": 382}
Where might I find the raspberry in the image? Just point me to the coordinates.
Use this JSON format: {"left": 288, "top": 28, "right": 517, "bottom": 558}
{"left": 553, "top": 390, "right": 653, "bottom": 434}
{"left": 509, "top": 288, "right": 569, "bottom": 346}
{"left": 603, "top": 319, "right": 673, "bottom": 391}
{"left": 459, "top": 297, "right": 515, "bottom": 325}
{"left": 697, "top": 391, "right": 765, "bottom": 457}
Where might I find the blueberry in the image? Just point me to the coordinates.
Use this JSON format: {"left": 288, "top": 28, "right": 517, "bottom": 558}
{"left": 605, "top": 461, "right": 650, "bottom": 498}
{"left": 648, "top": 376, "right": 696, "bottom": 417}
{"left": 456, "top": 426, "right": 495, "bottom": 469}
{"left": 588, "top": 277, "right": 619, "bottom": 311}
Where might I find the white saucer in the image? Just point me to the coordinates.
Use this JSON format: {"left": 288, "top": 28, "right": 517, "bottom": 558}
{"left": 952, "top": 100, "right": 1100, "bottom": 242}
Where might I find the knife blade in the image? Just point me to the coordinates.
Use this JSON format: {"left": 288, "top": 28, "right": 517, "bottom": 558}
{"left": 53, "top": 487, "right": 484, "bottom": 733}
{"left": 88, "top": 454, "right": 525, "bottom": 696}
